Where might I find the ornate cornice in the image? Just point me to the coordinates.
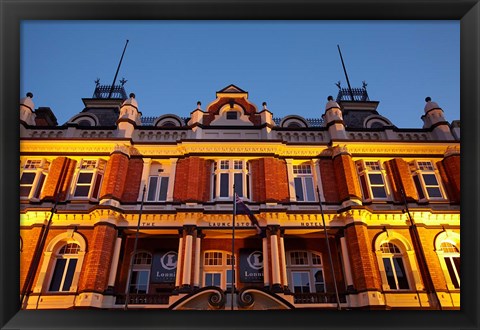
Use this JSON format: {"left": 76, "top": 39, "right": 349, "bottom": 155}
{"left": 20, "top": 140, "right": 459, "bottom": 158}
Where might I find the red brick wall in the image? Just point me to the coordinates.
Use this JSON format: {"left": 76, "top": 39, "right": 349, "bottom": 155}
{"left": 344, "top": 224, "right": 381, "bottom": 291}
{"left": 20, "top": 227, "right": 44, "bottom": 291}
{"left": 414, "top": 227, "right": 449, "bottom": 291}
{"left": 40, "top": 157, "right": 77, "bottom": 201}
{"left": 78, "top": 224, "right": 116, "bottom": 293}
{"left": 319, "top": 158, "right": 340, "bottom": 203}
{"left": 99, "top": 153, "right": 129, "bottom": 201}
{"left": 385, "top": 158, "right": 418, "bottom": 202}
{"left": 121, "top": 158, "right": 144, "bottom": 202}
{"left": 439, "top": 155, "right": 460, "bottom": 204}
{"left": 333, "top": 154, "right": 362, "bottom": 202}
{"left": 173, "top": 157, "right": 212, "bottom": 202}
{"left": 250, "top": 158, "right": 289, "bottom": 203}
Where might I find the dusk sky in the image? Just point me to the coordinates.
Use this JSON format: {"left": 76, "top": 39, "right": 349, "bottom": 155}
{"left": 20, "top": 21, "right": 459, "bottom": 128}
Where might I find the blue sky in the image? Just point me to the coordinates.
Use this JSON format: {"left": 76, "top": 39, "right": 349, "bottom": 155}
{"left": 21, "top": 21, "right": 459, "bottom": 128}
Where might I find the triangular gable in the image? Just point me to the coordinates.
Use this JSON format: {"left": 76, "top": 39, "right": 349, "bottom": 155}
{"left": 217, "top": 84, "right": 247, "bottom": 94}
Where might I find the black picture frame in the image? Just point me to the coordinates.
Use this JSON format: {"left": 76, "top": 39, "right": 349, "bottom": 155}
{"left": 1, "top": 1, "right": 478, "bottom": 329}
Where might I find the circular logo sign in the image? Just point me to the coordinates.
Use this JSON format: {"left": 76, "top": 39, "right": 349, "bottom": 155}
{"left": 160, "top": 251, "right": 178, "bottom": 270}
{"left": 247, "top": 251, "right": 263, "bottom": 270}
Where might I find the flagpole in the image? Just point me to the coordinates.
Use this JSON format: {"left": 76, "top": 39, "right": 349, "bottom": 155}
{"left": 124, "top": 185, "right": 146, "bottom": 310}
{"left": 316, "top": 187, "right": 341, "bottom": 310}
{"left": 231, "top": 184, "right": 236, "bottom": 310}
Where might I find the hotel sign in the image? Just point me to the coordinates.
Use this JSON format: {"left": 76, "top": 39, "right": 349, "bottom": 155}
{"left": 239, "top": 249, "right": 264, "bottom": 283}
{"left": 150, "top": 251, "right": 178, "bottom": 283}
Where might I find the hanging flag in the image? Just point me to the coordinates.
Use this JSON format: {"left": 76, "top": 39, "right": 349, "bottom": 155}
{"left": 235, "top": 193, "right": 262, "bottom": 234}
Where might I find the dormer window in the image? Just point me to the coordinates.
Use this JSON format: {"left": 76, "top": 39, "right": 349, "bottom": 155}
{"left": 71, "top": 159, "right": 106, "bottom": 200}
{"left": 226, "top": 111, "right": 238, "bottom": 120}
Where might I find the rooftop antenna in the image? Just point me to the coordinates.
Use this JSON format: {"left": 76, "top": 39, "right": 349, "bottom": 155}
{"left": 337, "top": 45, "right": 355, "bottom": 101}
{"left": 108, "top": 39, "right": 129, "bottom": 98}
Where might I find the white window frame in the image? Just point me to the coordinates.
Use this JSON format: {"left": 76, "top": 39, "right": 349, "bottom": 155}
{"left": 379, "top": 242, "right": 411, "bottom": 291}
{"left": 128, "top": 252, "right": 152, "bottom": 294}
{"left": 292, "top": 163, "right": 316, "bottom": 202}
{"left": 71, "top": 159, "right": 106, "bottom": 201}
{"left": 202, "top": 250, "right": 236, "bottom": 290}
{"left": 287, "top": 251, "right": 325, "bottom": 294}
{"left": 47, "top": 243, "right": 81, "bottom": 292}
{"left": 146, "top": 175, "right": 170, "bottom": 202}
{"left": 211, "top": 160, "right": 250, "bottom": 201}
{"left": 20, "top": 159, "right": 49, "bottom": 201}
{"left": 436, "top": 241, "right": 460, "bottom": 290}
{"left": 355, "top": 160, "right": 390, "bottom": 202}
{"left": 410, "top": 160, "right": 446, "bottom": 201}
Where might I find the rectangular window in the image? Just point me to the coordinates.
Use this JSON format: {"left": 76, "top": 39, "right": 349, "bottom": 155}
{"left": 20, "top": 159, "right": 47, "bottom": 199}
{"left": 49, "top": 258, "right": 77, "bottom": 292}
{"left": 73, "top": 159, "right": 105, "bottom": 199}
{"left": 213, "top": 160, "right": 250, "bottom": 200}
{"left": 234, "top": 173, "right": 243, "bottom": 197}
{"left": 292, "top": 271, "right": 310, "bottom": 293}
{"left": 383, "top": 258, "right": 397, "bottom": 290}
{"left": 356, "top": 160, "right": 388, "bottom": 201}
{"left": 393, "top": 257, "right": 409, "bottom": 289}
{"left": 411, "top": 161, "right": 444, "bottom": 200}
{"left": 313, "top": 269, "right": 325, "bottom": 292}
{"left": 226, "top": 111, "right": 238, "bottom": 120}
{"left": 205, "top": 273, "right": 221, "bottom": 287}
{"left": 226, "top": 269, "right": 235, "bottom": 290}
{"left": 293, "top": 164, "right": 316, "bottom": 202}
{"left": 290, "top": 251, "right": 308, "bottom": 265}
{"left": 129, "top": 270, "right": 149, "bottom": 294}
{"left": 147, "top": 176, "right": 169, "bottom": 201}
{"left": 49, "top": 259, "right": 67, "bottom": 292}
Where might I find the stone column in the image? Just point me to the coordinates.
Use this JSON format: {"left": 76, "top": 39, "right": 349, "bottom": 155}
{"left": 340, "top": 236, "right": 354, "bottom": 290}
{"left": 181, "top": 226, "right": 195, "bottom": 291}
{"left": 193, "top": 230, "right": 205, "bottom": 288}
{"left": 261, "top": 231, "right": 270, "bottom": 288}
{"left": 269, "top": 226, "right": 282, "bottom": 292}
{"left": 174, "top": 230, "right": 184, "bottom": 289}
{"left": 107, "top": 234, "right": 123, "bottom": 289}
{"left": 279, "top": 229, "right": 289, "bottom": 291}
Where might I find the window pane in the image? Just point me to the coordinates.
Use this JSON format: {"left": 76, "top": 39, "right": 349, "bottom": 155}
{"left": 220, "top": 173, "right": 229, "bottom": 197}
{"left": 413, "top": 175, "right": 425, "bottom": 199}
{"left": 371, "top": 186, "right": 387, "bottom": 198}
{"left": 92, "top": 173, "right": 102, "bottom": 199}
{"left": 426, "top": 187, "right": 442, "bottom": 198}
{"left": 294, "top": 178, "right": 304, "bottom": 201}
{"left": 147, "top": 177, "right": 158, "bottom": 201}
{"left": 305, "top": 177, "right": 315, "bottom": 201}
{"left": 359, "top": 175, "right": 370, "bottom": 200}
{"left": 314, "top": 270, "right": 325, "bottom": 293}
{"left": 158, "top": 177, "right": 169, "bottom": 201}
{"left": 212, "top": 174, "right": 217, "bottom": 198}
{"left": 20, "top": 186, "right": 32, "bottom": 197}
{"left": 422, "top": 174, "right": 439, "bottom": 185}
{"left": 226, "top": 270, "right": 235, "bottom": 289}
{"left": 383, "top": 258, "right": 397, "bottom": 290}
{"left": 61, "top": 259, "right": 77, "bottom": 291}
{"left": 234, "top": 173, "right": 243, "bottom": 197}
{"left": 20, "top": 172, "right": 36, "bottom": 184}
{"left": 369, "top": 173, "right": 384, "bottom": 185}
{"left": 445, "top": 257, "right": 460, "bottom": 288}
{"left": 74, "top": 185, "right": 90, "bottom": 197}
{"left": 393, "top": 257, "right": 409, "bottom": 289}
{"left": 77, "top": 173, "right": 93, "bottom": 184}
{"left": 33, "top": 173, "right": 46, "bottom": 198}
{"left": 226, "top": 111, "right": 237, "bottom": 120}
{"left": 49, "top": 259, "right": 67, "bottom": 291}
{"left": 292, "top": 272, "right": 310, "bottom": 293}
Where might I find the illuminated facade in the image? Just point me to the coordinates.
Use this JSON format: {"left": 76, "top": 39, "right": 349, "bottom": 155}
{"left": 20, "top": 83, "right": 460, "bottom": 310}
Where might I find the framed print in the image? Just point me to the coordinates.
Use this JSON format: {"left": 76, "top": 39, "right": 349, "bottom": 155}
{"left": 1, "top": 0, "right": 479, "bottom": 329}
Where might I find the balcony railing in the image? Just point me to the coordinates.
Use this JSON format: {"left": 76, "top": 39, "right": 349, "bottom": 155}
{"left": 293, "top": 292, "right": 347, "bottom": 304}
{"left": 115, "top": 294, "right": 170, "bottom": 305}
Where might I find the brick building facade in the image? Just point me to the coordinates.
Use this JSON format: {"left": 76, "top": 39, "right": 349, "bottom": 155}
{"left": 19, "top": 83, "right": 460, "bottom": 310}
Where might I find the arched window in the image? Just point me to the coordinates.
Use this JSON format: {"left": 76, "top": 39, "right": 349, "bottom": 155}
{"left": 379, "top": 243, "right": 409, "bottom": 290}
{"left": 439, "top": 242, "right": 460, "bottom": 289}
{"left": 202, "top": 251, "right": 235, "bottom": 290}
{"left": 435, "top": 238, "right": 460, "bottom": 290}
{"left": 48, "top": 243, "right": 81, "bottom": 292}
{"left": 128, "top": 252, "right": 152, "bottom": 294}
